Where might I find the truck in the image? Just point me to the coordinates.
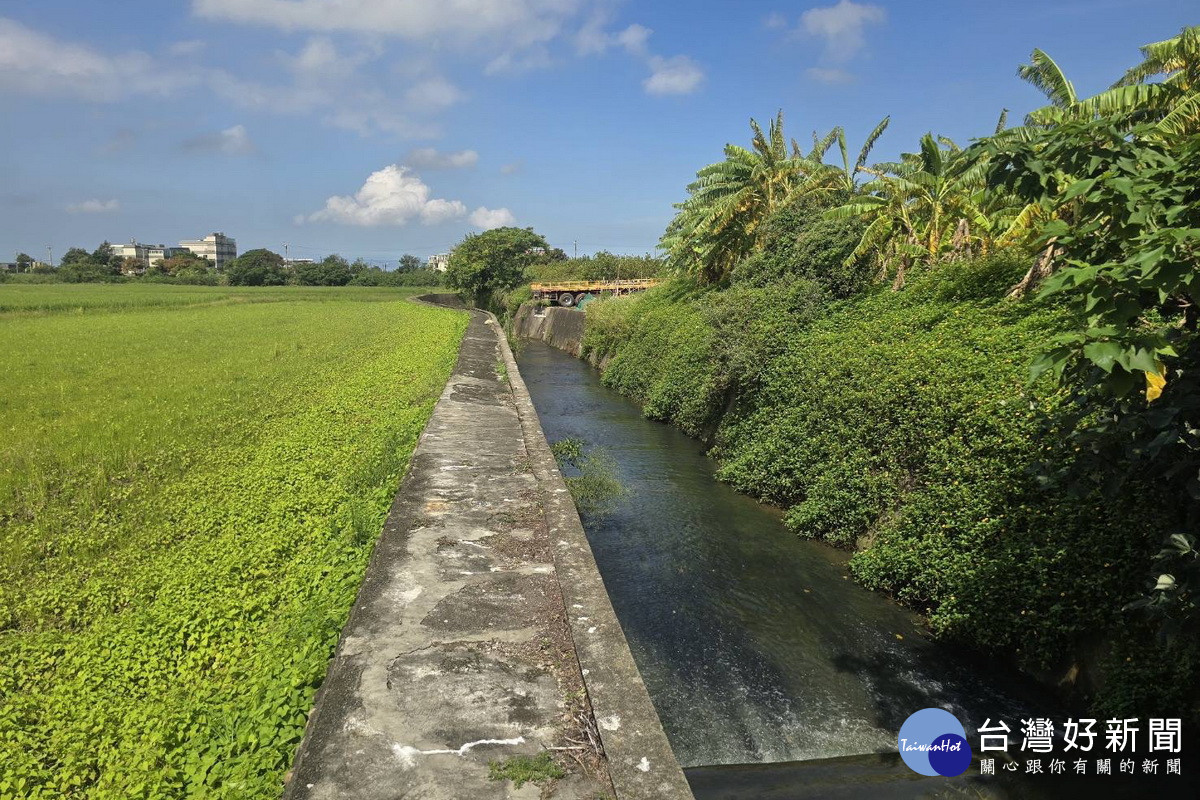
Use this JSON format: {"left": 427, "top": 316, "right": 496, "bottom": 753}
{"left": 529, "top": 278, "right": 660, "bottom": 308}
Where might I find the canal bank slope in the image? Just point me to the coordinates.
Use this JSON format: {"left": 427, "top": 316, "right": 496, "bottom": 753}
{"left": 512, "top": 304, "right": 589, "bottom": 362}
{"left": 285, "top": 297, "right": 690, "bottom": 800}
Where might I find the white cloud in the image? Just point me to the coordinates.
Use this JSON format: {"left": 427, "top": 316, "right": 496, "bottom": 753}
{"left": 805, "top": 66, "right": 855, "bottom": 84}
{"left": 405, "top": 148, "right": 479, "bottom": 169}
{"left": 469, "top": 206, "right": 516, "bottom": 229}
{"left": 404, "top": 75, "right": 465, "bottom": 110}
{"left": 207, "top": 37, "right": 443, "bottom": 138}
{"left": 575, "top": 18, "right": 651, "bottom": 57}
{"left": 193, "top": 0, "right": 578, "bottom": 50}
{"left": 421, "top": 197, "right": 471, "bottom": 224}
{"left": 0, "top": 17, "right": 197, "bottom": 100}
{"left": 0, "top": 21, "right": 454, "bottom": 140}
{"left": 614, "top": 23, "right": 651, "bottom": 56}
{"left": 764, "top": 12, "right": 789, "bottom": 29}
{"left": 499, "top": 162, "right": 521, "bottom": 175}
{"left": 574, "top": 12, "right": 612, "bottom": 56}
{"left": 644, "top": 55, "right": 704, "bottom": 95}
{"left": 303, "top": 165, "right": 471, "bottom": 226}
{"left": 572, "top": 16, "right": 702, "bottom": 97}
{"left": 182, "top": 124, "right": 257, "bottom": 155}
{"left": 799, "top": 0, "right": 885, "bottom": 62}
{"left": 67, "top": 198, "right": 120, "bottom": 214}
{"left": 286, "top": 36, "right": 342, "bottom": 76}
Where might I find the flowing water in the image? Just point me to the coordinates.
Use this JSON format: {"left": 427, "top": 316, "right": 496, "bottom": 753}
{"left": 516, "top": 338, "right": 1188, "bottom": 799}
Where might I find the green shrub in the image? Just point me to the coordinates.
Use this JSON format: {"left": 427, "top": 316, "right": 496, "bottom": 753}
{"left": 589, "top": 277, "right": 830, "bottom": 438}
{"left": 491, "top": 284, "right": 533, "bottom": 323}
{"left": 729, "top": 200, "right": 873, "bottom": 299}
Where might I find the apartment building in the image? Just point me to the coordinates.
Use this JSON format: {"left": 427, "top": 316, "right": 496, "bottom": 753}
{"left": 112, "top": 241, "right": 185, "bottom": 271}
{"left": 179, "top": 232, "right": 237, "bottom": 271}
{"left": 427, "top": 253, "right": 450, "bottom": 272}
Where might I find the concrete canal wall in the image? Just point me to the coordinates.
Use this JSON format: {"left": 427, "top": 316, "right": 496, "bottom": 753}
{"left": 285, "top": 296, "right": 691, "bottom": 800}
{"left": 512, "top": 304, "right": 587, "bottom": 359}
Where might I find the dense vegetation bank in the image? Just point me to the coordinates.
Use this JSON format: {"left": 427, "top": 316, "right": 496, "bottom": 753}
{"left": 577, "top": 259, "right": 1194, "bottom": 716}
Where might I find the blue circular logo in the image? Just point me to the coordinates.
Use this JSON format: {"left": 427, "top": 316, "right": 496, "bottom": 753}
{"left": 897, "top": 708, "right": 972, "bottom": 776}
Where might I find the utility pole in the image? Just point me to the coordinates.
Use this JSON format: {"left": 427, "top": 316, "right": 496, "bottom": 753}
{"left": 573, "top": 240, "right": 577, "bottom": 259}
{"left": 283, "top": 242, "right": 289, "bottom": 264}
{"left": 46, "top": 245, "right": 53, "bottom": 270}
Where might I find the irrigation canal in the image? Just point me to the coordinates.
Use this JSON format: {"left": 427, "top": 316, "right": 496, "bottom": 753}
{"left": 515, "top": 337, "right": 1181, "bottom": 800}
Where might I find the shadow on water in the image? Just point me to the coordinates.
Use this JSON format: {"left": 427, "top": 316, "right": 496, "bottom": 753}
{"left": 515, "top": 339, "right": 1195, "bottom": 799}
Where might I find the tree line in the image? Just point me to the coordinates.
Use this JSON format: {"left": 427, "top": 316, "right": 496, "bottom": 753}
{"left": 2, "top": 244, "right": 445, "bottom": 287}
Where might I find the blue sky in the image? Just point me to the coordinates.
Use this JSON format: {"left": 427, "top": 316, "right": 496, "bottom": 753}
{"left": 0, "top": 0, "right": 1193, "bottom": 266}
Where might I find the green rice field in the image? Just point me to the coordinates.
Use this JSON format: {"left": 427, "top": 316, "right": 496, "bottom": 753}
{"left": 0, "top": 285, "right": 467, "bottom": 798}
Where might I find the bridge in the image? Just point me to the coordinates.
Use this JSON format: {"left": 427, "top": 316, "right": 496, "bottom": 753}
{"left": 530, "top": 278, "right": 660, "bottom": 307}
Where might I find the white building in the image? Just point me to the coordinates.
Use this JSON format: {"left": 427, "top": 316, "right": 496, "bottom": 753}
{"left": 111, "top": 241, "right": 186, "bottom": 273}
{"left": 428, "top": 253, "right": 450, "bottom": 272}
{"left": 179, "top": 232, "right": 237, "bottom": 271}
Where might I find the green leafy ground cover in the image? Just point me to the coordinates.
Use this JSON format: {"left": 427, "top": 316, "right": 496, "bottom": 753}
{"left": 0, "top": 286, "right": 465, "bottom": 797}
{"left": 582, "top": 257, "right": 1192, "bottom": 714}
{"left": 0, "top": 283, "right": 418, "bottom": 315}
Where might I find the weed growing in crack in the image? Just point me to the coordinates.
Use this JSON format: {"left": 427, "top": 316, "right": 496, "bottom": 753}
{"left": 488, "top": 752, "right": 566, "bottom": 788}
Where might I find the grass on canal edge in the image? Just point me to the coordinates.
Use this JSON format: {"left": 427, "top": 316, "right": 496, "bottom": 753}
{"left": 488, "top": 752, "right": 567, "bottom": 789}
{"left": 0, "top": 285, "right": 466, "bottom": 798}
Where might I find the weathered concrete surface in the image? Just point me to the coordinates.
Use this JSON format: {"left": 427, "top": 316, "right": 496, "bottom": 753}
{"left": 512, "top": 305, "right": 586, "bottom": 359}
{"left": 285, "top": 296, "right": 691, "bottom": 799}
{"left": 497, "top": 305, "right": 694, "bottom": 800}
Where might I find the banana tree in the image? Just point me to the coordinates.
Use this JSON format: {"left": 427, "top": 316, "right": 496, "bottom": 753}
{"left": 1019, "top": 27, "right": 1200, "bottom": 138}
{"left": 660, "top": 111, "right": 810, "bottom": 283}
{"left": 1092, "top": 25, "right": 1200, "bottom": 138}
{"left": 1018, "top": 48, "right": 1079, "bottom": 127}
{"left": 797, "top": 116, "right": 891, "bottom": 197}
{"left": 826, "top": 133, "right": 993, "bottom": 288}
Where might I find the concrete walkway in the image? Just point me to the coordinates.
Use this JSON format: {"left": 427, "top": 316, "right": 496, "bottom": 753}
{"left": 285, "top": 299, "right": 691, "bottom": 799}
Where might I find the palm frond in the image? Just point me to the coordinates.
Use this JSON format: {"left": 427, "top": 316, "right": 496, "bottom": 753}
{"left": 994, "top": 108, "right": 1009, "bottom": 134}
{"left": 1114, "top": 26, "right": 1199, "bottom": 87}
{"left": 1074, "top": 83, "right": 1172, "bottom": 119}
{"left": 855, "top": 116, "right": 891, "bottom": 173}
{"left": 1155, "top": 90, "right": 1200, "bottom": 137}
{"left": 1018, "top": 48, "right": 1077, "bottom": 107}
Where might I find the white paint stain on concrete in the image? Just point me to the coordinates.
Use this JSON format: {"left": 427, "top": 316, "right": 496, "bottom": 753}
{"left": 599, "top": 715, "right": 621, "bottom": 731}
{"left": 637, "top": 757, "right": 651, "bottom": 772}
{"left": 391, "top": 737, "right": 527, "bottom": 770}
